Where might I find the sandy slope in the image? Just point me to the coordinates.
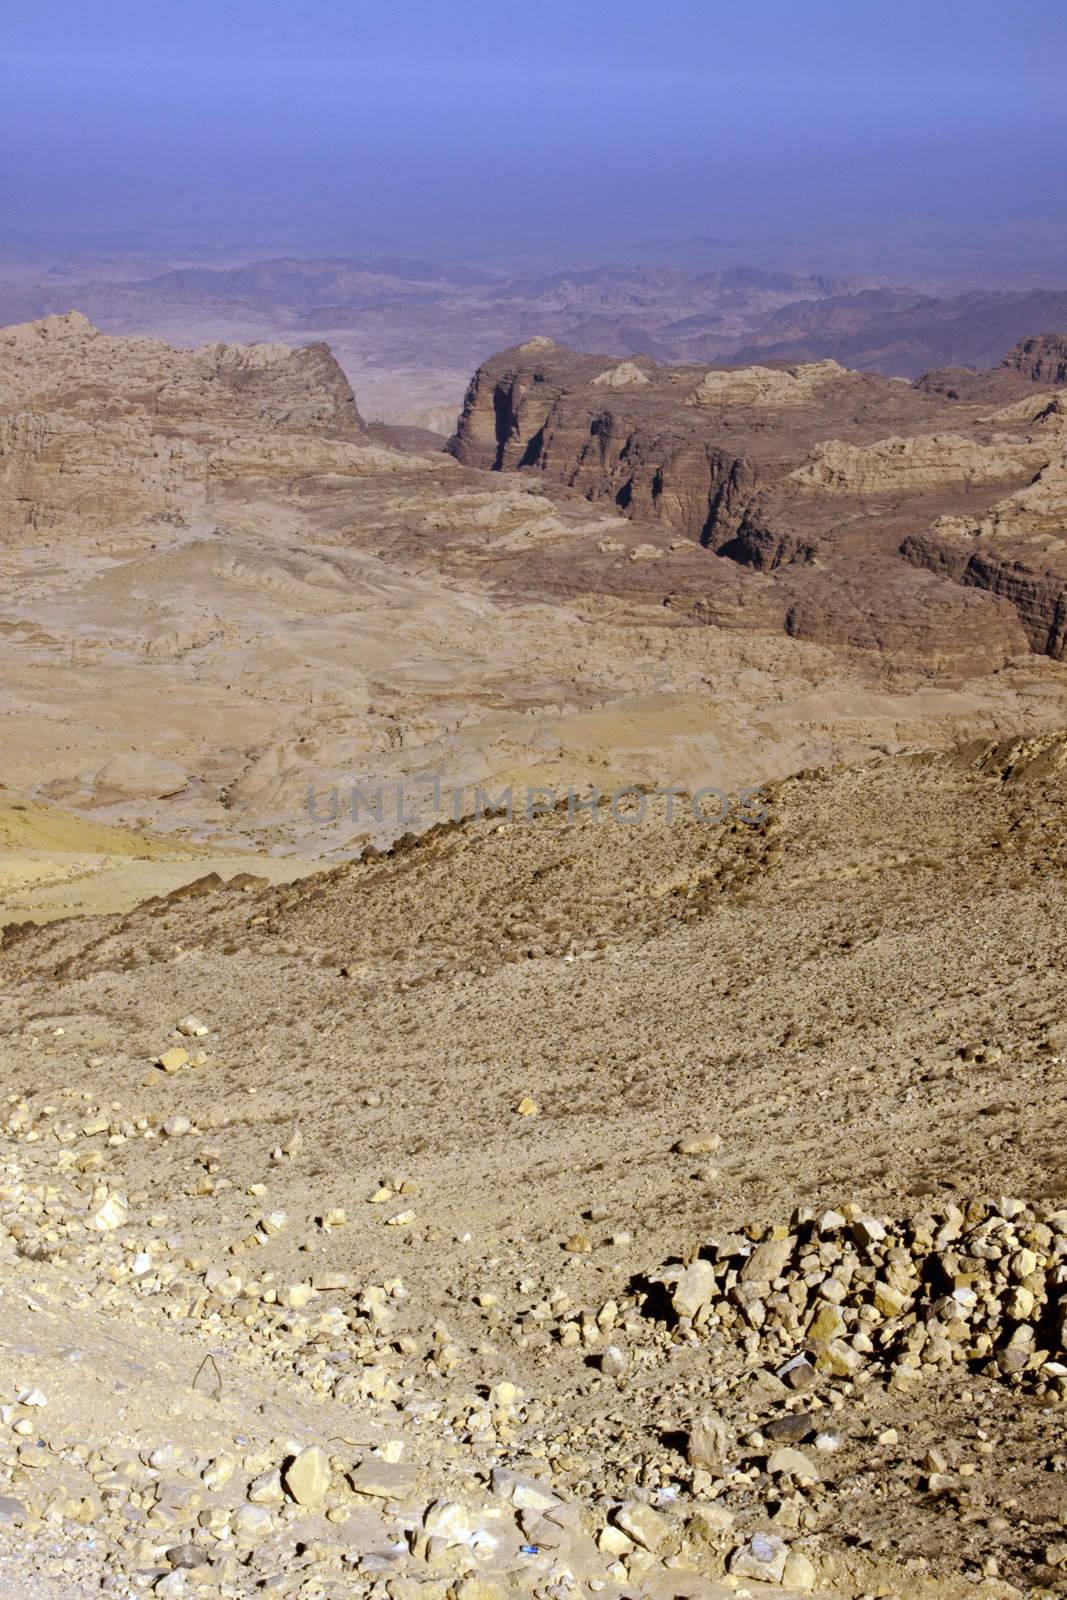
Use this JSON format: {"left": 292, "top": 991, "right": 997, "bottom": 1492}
{"left": 0, "top": 794, "right": 317, "bottom": 925}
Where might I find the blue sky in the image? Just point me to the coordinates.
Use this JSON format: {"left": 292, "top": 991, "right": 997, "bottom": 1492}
{"left": 2, "top": 1, "right": 1066, "bottom": 275}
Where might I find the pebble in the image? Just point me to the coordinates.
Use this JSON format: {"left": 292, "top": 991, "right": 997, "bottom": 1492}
{"left": 674, "top": 1132, "right": 722, "bottom": 1155}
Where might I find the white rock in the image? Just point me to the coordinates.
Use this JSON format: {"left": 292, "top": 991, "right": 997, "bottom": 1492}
{"left": 491, "top": 1467, "right": 559, "bottom": 1512}
{"left": 730, "top": 1532, "right": 788, "bottom": 1582}
{"left": 89, "top": 1191, "right": 129, "bottom": 1231}
{"left": 672, "top": 1259, "right": 717, "bottom": 1318}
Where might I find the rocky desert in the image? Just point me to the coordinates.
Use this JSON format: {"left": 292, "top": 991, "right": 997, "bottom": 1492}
{"left": 2, "top": 297, "right": 1067, "bottom": 1600}
{"left": 4, "top": 4, "right": 1067, "bottom": 1598}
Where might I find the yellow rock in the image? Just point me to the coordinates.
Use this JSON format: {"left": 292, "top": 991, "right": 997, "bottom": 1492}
{"left": 807, "top": 1303, "right": 847, "bottom": 1344}
{"left": 156, "top": 1047, "right": 189, "bottom": 1073}
{"left": 283, "top": 1445, "right": 332, "bottom": 1507}
{"left": 872, "top": 1280, "right": 908, "bottom": 1317}
{"left": 89, "top": 1191, "right": 128, "bottom": 1231}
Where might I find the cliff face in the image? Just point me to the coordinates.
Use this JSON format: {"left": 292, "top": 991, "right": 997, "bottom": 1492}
{"left": 450, "top": 338, "right": 1067, "bottom": 660}
{"left": 0, "top": 312, "right": 365, "bottom": 428}
{"left": 0, "top": 312, "right": 366, "bottom": 533}
{"left": 451, "top": 345, "right": 767, "bottom": 551}
{"left": 1001, "top": 332, "right": 1067, "bottom": 386}
{"left": 902, "top": 445, "right": 1067, "bottom": 657}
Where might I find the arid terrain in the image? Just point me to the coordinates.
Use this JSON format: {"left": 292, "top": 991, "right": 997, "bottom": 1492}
{"left": 2, "top": 309, "right": 1067, "bottom": 1599}
{"left": 452, "top": 333, "right": 1067, "bottom": 663}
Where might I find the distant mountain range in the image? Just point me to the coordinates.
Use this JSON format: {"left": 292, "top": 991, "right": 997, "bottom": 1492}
{"left": 727, "top": 287, "right": 1067, "bottom": 377}
{"left": 1, "top": 251, "right": 1066, "bottom": 423}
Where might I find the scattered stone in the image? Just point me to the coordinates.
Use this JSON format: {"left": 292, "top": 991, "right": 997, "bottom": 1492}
{"left": 600, "top": 1344, "right": 628, "bottom": 1377}
{"left": 88, "top": 1190, "right": 128, "bottom": 1230}
{"left": 764, "top": 1413, "right": 813, "bottom": 1444}
{"left": 782, "top": 1548, "right": 818, "bottom": 1591}
{"left": 613, "top": 1500, "right": 670, "bottom": 1553}
{"left": 674, "top": 1132, "right": 722, "bottom": 1155}
{"left": 248, "top": 1468, "right": 284, "bottom": 1505}
{"left": 767, "top": 1445, "right": 819, "bottom": 1481}
{"left": 686, "top": 1410, "right": 728, "bottom": 1470}
{"left": 741, "top": 1235, "right": 793, "bottom": 1285}
{"left": 491, "top": 1468, "right": 559, "bottom": 1513}
{"left": 730, "top": 1532, "right": 788, "bottom": 1583}
{"left": 0, "top": 1496, "right": 25, "bottom": 1526}
{"left": 283, "top": 1445, "right": 332, "bottom": 1506}
{"left": 348, "top": 1457, "right": 417, "bottom": 1500}
{"left": 672, "top": 1259, "right": 717, "bottom": 1318}
{"left": 166, "top": 1544, "right": 209, "bottom": 1570}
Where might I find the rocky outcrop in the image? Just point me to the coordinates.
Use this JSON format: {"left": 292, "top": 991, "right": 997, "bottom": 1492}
{"left": 0, "top": 311, "right": 364, "bottom": 430}
{"left": 902, "top": 453, "right": 1067, "bottom": 657}
{"left": 686, "top": 358, "right": 847, "bottom": 408}
{"left": 999, "top": 332, "right": 1067, "bottom": 386}
{"left": 0, "top": 312, "right": 367, "bottom": 534}
{"left": 590, "top": 360, "right": 652, "bottom": 388}
{"left": 450, "top": 339, "right": 1067, "bottom": 662}
{"left": 449, "top": 347, "right": 762, "bottom": 547}
{"left": 789, "top": 431, "right": 1048, "bottom": 493}
{"left": 903, "top": 532, "right": 1067, "bottom": 659}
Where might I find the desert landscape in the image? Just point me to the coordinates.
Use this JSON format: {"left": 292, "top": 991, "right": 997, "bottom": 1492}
{"left": 2, "top": 302, "right": 1067, "bottom": 1599}
{"left": 3, "top": 3, "right": 1067, "bottom": 1598}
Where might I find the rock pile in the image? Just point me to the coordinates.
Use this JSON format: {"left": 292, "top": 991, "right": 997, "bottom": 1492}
{"left": 659, "top": 1196, "right": 1067, "bottom": 1400}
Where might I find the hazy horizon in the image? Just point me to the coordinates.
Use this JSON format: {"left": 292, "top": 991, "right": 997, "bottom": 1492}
{"left": 3, "top": 0, "right": 1067, "bottom": 287}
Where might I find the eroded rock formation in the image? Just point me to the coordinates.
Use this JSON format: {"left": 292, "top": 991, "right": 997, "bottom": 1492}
{"left": 450, "top": 339, "right": 1067, "bottom": 659}
{"left": 0, "top": 312, "right": 365, "bottom": 532}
